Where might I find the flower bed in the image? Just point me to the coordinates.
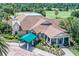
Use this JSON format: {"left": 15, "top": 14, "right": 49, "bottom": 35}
{"left": 35, "top": 39, "right": 65, "bottom": 56}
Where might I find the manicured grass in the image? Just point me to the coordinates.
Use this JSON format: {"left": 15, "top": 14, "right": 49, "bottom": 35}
{"left": 46, "top": 11, "right": 72, "bottom": 19}
{"left": 69, "top": 48, "right": 79, "bottom": 56}
{"left": 15, "top": 10, "right": 72, "bottom": 19}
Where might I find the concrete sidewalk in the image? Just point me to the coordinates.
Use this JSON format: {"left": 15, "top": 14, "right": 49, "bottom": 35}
{"left": 32, "top": 48, "right": 55, "bottom": 56}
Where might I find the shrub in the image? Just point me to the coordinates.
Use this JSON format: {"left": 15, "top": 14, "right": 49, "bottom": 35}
{"left": 35, "top": 40, "right": 65, "bottom": 56}
{"left": 3, "top": 34, "right": 19, "bottom": 42}
{"left": 71, "top": 11, "right": 79, "bottom": 18}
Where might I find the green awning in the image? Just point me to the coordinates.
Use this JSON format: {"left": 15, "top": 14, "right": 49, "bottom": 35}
{"left": 19, "top": 33, "right": 37, "bottom": 43}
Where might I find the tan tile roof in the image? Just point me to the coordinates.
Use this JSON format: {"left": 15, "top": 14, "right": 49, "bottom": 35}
{"left": 15, "top": 15, "right": 26, "bottom": 22}
{"left": 20, "top": 16, "right": 44, "bottom": 30}
{"left": 33, "top": 20, "right": 66, "bottom": 38}
{"left": 50, "top": 20, "right": 66, "bottom": 32}
{"left": 45, "top": 25, "right": 65, "bottom": 38}
{"left": 33, "top": 23, "right": 50, "bottom": 33}
{"left": 30, "top": 19, "right": 46, "bottom": 30}
{"left": 9, "top": 13, "right": 67, "bottom": 38}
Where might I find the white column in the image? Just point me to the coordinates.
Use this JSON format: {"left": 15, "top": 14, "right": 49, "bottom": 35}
{"left": 19, "top": 41, "right": 20, "bottom": 47}
{"left": 69, "top": 37, "right": 70, "bottom": 46}
{"left": 27, "top": 43, "right": 29, "bottom": 50}
{"left": 56, "top": 38, "right": 58, "bottom": 45}
{"left": 32, "top": 41, "right": 34, "bottom": 45}
{"left": 49, "top": 39, "right": 51, "bottom": 45}
{"left": 62, "top": 37, "right": 64, "bottom": 45}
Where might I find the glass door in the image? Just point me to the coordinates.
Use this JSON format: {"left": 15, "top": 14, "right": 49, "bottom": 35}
{"left": 64, "top": 37, "right": 69, "bottom": 46}
{"left": 58, "top": 38, "right": 63, "bottom": 47}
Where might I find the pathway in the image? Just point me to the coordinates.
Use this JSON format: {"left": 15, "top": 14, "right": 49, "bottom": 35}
{"left": 32, "top": 48, "right": 55, "bottom": 56}
{"left": 62, "top": 48, "right": 75, "bottom": 56}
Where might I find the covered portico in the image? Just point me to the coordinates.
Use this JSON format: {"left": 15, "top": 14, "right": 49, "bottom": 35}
{"left": 46, "top": 33, "right": 71, "bottom": 47}
{"left": 19, "top": 33, "right": 37, "bottom": 50}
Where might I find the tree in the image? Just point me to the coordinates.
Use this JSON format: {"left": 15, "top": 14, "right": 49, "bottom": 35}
{"left": 39, "top": 10, "right": 46, "bottom": 16}
{"left": 35, "top": 8, "right": 46, "bottom": 16}
{"left": 60, "top": 17, "right": 79, "bottom": 42}
{"left": 54, "top": 10, "right": 59, "bottom": 19}
{"left": 3, "top": 12, "right": 12, "bottom": 33}
{"left": 0, "top": 21, "right": 12, "bottom": 34}
{"left": 71, "top": 11, "right": 79, "bottom": 18}
{"left": 0, "top": 36, "right": 8, "bottom": 56}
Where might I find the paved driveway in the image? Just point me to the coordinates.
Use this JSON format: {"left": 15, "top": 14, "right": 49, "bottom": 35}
{"left": 7, "top": 43, "right": 75, "bottom": 56}
{"left": 62, "top": 48, "right": 75, "bottom": 56}
{"left": 7, "top": 43, "right": 55, "bottom": 56}
{"left": 7, "top": 43, "right": 41, "bottom": 56}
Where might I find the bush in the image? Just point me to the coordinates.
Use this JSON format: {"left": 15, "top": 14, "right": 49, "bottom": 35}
{"left": 0, "top": 21, "right": 12, "bottom": 34}
{"left": 3, "top": 34, "right": 14, "bottom": 40}
{"left": 3, "top": 34, "right": 19, "bottom": 42}
{"left": 35, "top": 39, "right": 65, "bottom": 56}
{"left": 71, "top": 11, "right": 79, "bottom": 18}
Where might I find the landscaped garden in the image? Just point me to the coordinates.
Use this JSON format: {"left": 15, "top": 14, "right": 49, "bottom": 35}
{"left": 68, "top": 42, "right": 79, "bottom": 56}
{"left": 35, "top": 38, "right": 65, "bottom": 56}
{"left": 0, "top": 21, "right": 20, "bottom": 43}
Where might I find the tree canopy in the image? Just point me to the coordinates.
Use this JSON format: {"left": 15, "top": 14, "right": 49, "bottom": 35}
{"left": 0, "top": 3, "right": 79, "bottom": 20}
{"left": 71, "top": 11, "right": 79, "bottom": 18}
{"left": 60, "top": 17, "right": 79, "bottom": 42}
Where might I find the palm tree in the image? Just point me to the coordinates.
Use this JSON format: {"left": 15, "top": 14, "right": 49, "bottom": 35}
{"left": 0, "top": 36, "right": 8, "bottom": 56}
{"left": 3, "top": 12, "right": 12, "bottom": 33}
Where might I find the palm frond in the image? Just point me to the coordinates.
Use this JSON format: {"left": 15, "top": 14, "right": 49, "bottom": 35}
{"left": 0, "top": 36, "right": 8, "bottom": 56}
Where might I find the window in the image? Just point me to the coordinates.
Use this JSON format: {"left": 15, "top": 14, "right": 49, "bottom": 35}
{"left": 51, "top": 38, "right": 56, "bottom": 45}
{"left": 58, "top": 38, "right": 63, "bottom": 44}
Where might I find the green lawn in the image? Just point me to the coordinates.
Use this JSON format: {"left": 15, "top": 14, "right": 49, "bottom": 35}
{"left": 15, "top": 10, "right": 72, "bottom": 19}
{"left": 46, "top": 11, "right": 72, "bottom": 19}
{"left": 69, "top": 48, "right": 79, "bottom": 56}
